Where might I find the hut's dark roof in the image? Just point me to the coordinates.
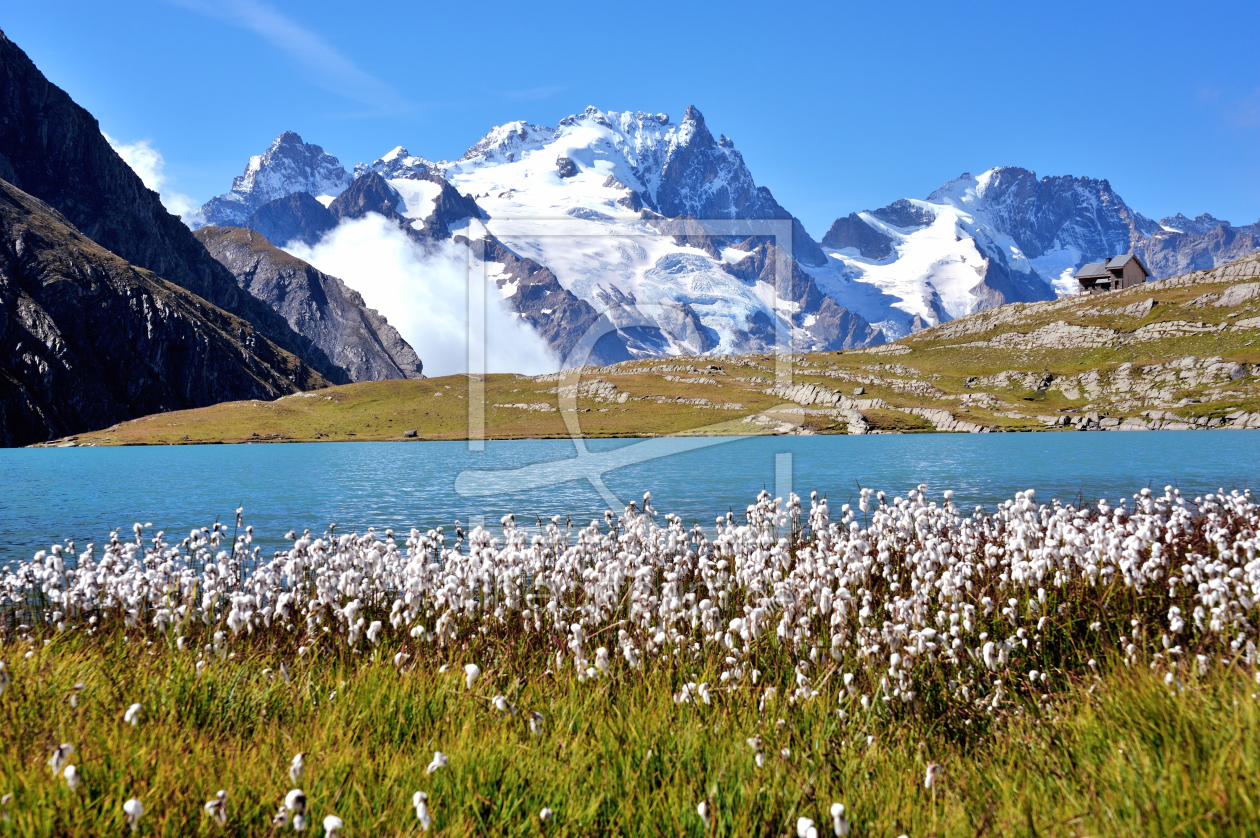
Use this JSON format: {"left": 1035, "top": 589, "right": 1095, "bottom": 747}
{"left": 1106, "top": 253, "right": 1150, "bottom": 275}
{"left": 1075, "top": 262, "right": 1111, "bottom": 279}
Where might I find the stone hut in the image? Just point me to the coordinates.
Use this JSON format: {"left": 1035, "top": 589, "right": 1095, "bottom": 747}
{"left": 1074, "top": 254, "right": 1151, "bottom": 294}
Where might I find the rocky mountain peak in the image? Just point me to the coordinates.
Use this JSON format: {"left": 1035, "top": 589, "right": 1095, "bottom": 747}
{"left": 1159, "top": 213, "right": 1230, "bottom": 235}
{"left": 328, "top": 172, "right": 402, "bottom": 222}
{"left": 925, "top": 166, "right": 1156, "bottom": 260}
{"left": 198, "top": 132, "right": 352, "bottom": 228}
{"left": 354, "top": 145, "right": 438, "bottom": 181}
{"left": 456, "top": 121, "right": 555, "bottom": 167}
{"left": 0, "top": 31, "right": 345, "bottom": 384}
{"left": 273, "top": 130, "right": 306, "bottom": 148}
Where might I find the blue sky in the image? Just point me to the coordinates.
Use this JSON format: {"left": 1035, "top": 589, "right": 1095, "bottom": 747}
{"left": 6, "top": 0, "right": 1260, "bottom": 237}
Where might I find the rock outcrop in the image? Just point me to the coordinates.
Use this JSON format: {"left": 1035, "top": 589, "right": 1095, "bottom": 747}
{"left": 194, "top": 227, "right": 424, "bottom": 382}
{"left": 0, "top": 179, "right": 328, "bottom": 447}
{"left": 0, "top": 29, "right": 348, "bottom": 385}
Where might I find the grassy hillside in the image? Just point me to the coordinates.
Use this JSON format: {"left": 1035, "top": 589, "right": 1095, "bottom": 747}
{"left": 4, "top": 629, "right": 1257, "bottom": 837}
{"left": 46, "top": 252, "right": 1260, "bottom": 446}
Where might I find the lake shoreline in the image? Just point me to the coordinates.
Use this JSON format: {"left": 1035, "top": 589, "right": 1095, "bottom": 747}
{"left": 5, "top": 433, "right": 1259, "bottom": 565}
{"left": 30, "top": 423, "right": 1260, "bottom": 448}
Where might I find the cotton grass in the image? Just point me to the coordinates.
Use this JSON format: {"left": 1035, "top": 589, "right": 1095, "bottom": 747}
{"left": 2, "top": 484, "right": 1260, "bottom": 832}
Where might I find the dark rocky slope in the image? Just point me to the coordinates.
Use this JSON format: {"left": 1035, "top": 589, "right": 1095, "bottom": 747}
{"left": 244, "top": 191, "right": 338, "bottom": 247}
{"left": 0, "top": 29, "right": 347, "bottom": 384}
{"left": 195, "top": 227, "right": 424, "bottom": 382}
{"left": 0, "top": 180, "right": 328, "bottom": 447}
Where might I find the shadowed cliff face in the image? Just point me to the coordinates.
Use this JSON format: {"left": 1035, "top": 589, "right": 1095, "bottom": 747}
{"left": 194, "top": 227, "right": 424, "bottom": 382}
{"left": 245, "top": 192, "right": 339, "bottom": 248}
{"left": 0, "top": 180, "right": 329, "bottom": 447}
{"left": 0, "top": 29, "right": 348, "bottom": 385}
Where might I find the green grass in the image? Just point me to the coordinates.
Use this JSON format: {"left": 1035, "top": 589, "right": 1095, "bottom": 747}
{"left": 3, "top": 628, "right": 1258, "bottom": 837}
{"left": 40, "top": 257, "right": 1260, "bottom": 447}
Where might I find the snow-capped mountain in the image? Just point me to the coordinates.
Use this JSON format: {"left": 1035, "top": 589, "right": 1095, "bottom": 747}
{"left": 197, "top": 132, "right": 351, "bottom": 228}
{"left": 212, "top": 109, "right": 881, "bottom": 366}
{"left": 814, "top": 169, "right": 1138, "bottom": 339}
{"left": 815, "top": 167, "right": 1260, "bottom": 340}
{"left": 444, "top": 106, "right": 826, "bottom": 263}
{"left": 427, "top": 105, "right": 867, "bottom": 359}
{"left": 191, "top": 122, "right": 1260, "bottom": 366}
{"left": 352, "top": 147, "right": 484, "bottom": 240}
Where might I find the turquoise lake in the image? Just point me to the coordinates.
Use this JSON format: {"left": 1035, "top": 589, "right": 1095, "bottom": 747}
{"left": 2, "top": 431, "right": 1258, "bottom": 561}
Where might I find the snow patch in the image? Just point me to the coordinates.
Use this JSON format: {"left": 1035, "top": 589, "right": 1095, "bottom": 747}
{"left": 388, "top": 178, "right": 442, "bottom": 221}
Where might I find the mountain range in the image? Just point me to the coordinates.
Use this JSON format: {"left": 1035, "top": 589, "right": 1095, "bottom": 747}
{"left": 192, "top": 118, "right": 1260, "bottom": 352}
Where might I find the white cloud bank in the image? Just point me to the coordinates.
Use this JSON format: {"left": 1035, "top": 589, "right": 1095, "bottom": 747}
{"left": 286, "top": 215, "right": 559, "bottom": 377}
{"left": 104, "top": 133, "right": 202, "bottom": 224}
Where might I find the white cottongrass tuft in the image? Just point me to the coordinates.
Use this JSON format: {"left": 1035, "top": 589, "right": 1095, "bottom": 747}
{"left": 123, "top": 798, "right": 144, "bottom": 831}
{"left": 322, "top": 814, "right": 344, "bottom": 837}
{"left": 63, "top": 764, "right": 80, "bottom": 791}
{"left": 204, "top": 790, "right": 228, "bottom": 825}
{"left": 540, "top": 807, "right": 554, "bottom": 822}
{"left": 47, "top": 743, "right": 74, "bottom": 774}
{"left": 124, "top": 703, "right": 142, "bottom": 726}
{"left": 425, "top": 751, "right": 448, "bottom": 775}
{"left": 830, "top": 803, "right": 849, "bottom": 836}
{"left": 463, "top": 663, "right": 481, "bottom": 689}
{"left": 797, "top": 816, "right": 818, "bottom": 838}
{"left": 697, "top": 801, "right": 710, "bottom": 828}
{"left": 284, "top": 789, "right": 307, "bottom": 831}
{"left": 290, "top": 753, "right": 305, "bottom": 784}
{"left": 413, "top": 791, "right": 431, "bottom": 831}
{"left": 925, "top": 762, "right": 944, "bottom": 789}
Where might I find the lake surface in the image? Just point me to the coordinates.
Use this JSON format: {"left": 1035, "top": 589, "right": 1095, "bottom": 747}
{"left": 2, "top": 432, "right": 1258, "bottom": 562}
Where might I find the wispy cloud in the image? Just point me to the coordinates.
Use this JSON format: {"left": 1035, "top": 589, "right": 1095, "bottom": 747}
{"left": 1196, "top": 85, "right": 1260, "bottom": 131}
{"left": 170, "top": 0, "right": 410, "bottom": 115}
{"left": 1228, "top": 87, "right": 1260, "bottom": 129}
{"left": 103, "top": 133, "right": 202, "bottom": 224}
